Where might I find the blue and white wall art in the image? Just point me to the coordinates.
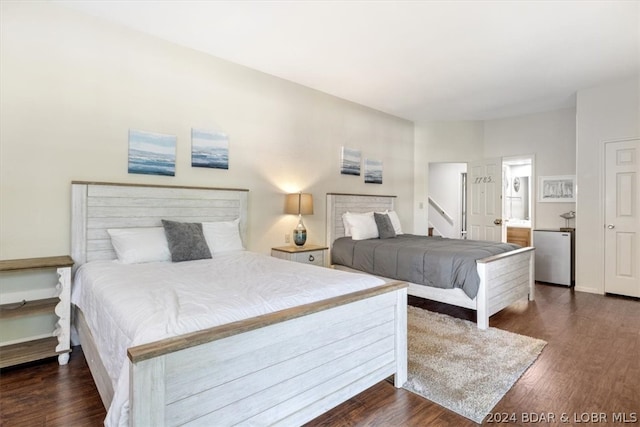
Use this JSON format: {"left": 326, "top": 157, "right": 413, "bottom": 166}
{"left": 340, "top": 147, "right": 361, "bottom": 176}
{"left": 364, "top": 159, "right": 383, "bottom": 184}
{"left": 191, "top": 128, "right": 229, "bottom": 169}
{"left": 128, "top": 129, "right": 176, "bottom": 176}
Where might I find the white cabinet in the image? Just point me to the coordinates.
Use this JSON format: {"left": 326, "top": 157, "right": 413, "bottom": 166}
{"left": 271, "top": 245, "right": 328, "bottom": 267}
{"left": 0, "top": 256, "right": 73, "bottom": 367}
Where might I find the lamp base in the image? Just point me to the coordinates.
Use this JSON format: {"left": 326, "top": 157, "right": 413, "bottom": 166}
{"left": 293, "top": 215, "right": 307, "bottom": 246}
{"left": 293, "top": 229, "right": 307, "bottom": 246}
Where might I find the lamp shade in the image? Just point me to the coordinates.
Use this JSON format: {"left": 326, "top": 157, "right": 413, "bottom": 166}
{"left": 284, "top": 193, "right": 314, "bottom": 215}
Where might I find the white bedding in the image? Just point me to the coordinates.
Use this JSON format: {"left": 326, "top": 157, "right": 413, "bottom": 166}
{"left": 71, "top": 250, "right": 385, "bottom": 427}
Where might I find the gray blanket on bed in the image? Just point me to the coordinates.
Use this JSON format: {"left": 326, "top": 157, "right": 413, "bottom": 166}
{"left": 331, "top": 235, "right": 520, "bottom": 298}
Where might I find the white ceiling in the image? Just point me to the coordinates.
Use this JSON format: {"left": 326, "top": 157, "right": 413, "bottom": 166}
{"left": 57, "top": 0, "right": 639, "bottom": 121}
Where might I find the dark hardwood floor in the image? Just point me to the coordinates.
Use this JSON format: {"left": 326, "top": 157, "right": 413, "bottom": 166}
{"left": 1, "top": 283, "right": 638, "bottom": 426}
{"left": 0, "top": 347, "right": 105, "bottom": 426}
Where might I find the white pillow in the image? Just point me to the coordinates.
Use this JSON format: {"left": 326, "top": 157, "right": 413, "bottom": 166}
{"left": 385, "top": 210, "right": 403, "bottom": 235}
{"left": 342, "top": 211, "right": 372, "bottom": 237}
{"left": 202, "top": 219, "right": 245, "bottom": 253}
{"left": 343, "top": 211, "right": 378, "bottom": 240}
{"left": 107, "top": 227, "right": 171, "bottom": 264}
{"left": 342, "top": 212, "right": 352, "bottom": 236}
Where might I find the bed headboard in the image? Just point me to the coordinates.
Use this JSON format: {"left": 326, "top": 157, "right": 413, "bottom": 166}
{"left": 71, "top": 181, "right": 249, "bottom": 267}
{"left": 325, "top": 193, "right": 396, "bottom": 248}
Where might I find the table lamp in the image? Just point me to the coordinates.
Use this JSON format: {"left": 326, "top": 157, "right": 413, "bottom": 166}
{"left": 285, "top": 193, "right": 314, "bottom": 246}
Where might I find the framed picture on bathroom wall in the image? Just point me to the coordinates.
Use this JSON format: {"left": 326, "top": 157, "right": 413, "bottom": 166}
{"left": 538, "top": 175, "right": 576, "bottom": 203}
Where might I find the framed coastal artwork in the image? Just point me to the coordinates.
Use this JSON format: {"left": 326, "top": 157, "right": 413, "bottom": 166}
{"left": 538, "top": 175, "right": 576, "bottom": 202}
{"left": 340, "top": 147, "right": 361, "bottom": 176}
{"left": 128, "top": 129, "right": 176, "bottom": 177}
{"left": 191, "top": 128, "right": 229, "bottom": 170}
{"left": 364, "top": 159, "right": 383, "bottom": 184}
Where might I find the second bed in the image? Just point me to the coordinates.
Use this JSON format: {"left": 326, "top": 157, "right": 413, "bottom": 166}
{"left": 326, "top": 193, "right": 535, "bottom": 329}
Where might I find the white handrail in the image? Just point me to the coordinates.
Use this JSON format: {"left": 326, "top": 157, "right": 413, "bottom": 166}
{"left": 428, "top": 197, "right": 454, "bottom": 226}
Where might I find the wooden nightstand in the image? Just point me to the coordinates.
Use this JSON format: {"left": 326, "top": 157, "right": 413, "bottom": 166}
{"left": 0, "top": 255, "right": 73, "bottom": 368}
{"left": 271, "top": 245, "right": 328, "bottom": 267}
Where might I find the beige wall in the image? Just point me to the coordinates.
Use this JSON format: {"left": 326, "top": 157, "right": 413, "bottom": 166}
{"left": 484, "top": 108, "right": 577, "bottom": 229}
{"left": 413, "top": 121, "right": 484, "bottom": 233}
{"left": 0, "top": 2, "right": 415, "bottom": 259}
{"left": 411, "top": 87, "right": 638, "bottom": 297}
{"left": 414, "top": 109, "right": 577, "bottom": 235}
{"left": 3, "top": 2, "right": 636, "bottom": 299}
{"left": 575, "top": 76, "right": 640, "bottom": 294}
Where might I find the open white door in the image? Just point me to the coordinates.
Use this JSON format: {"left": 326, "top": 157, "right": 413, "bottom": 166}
{"left": 605, "top": 139, "right": 639, "bottom": 297}
{"left": 467, "top": 158, "right": 503, "bottom": 242}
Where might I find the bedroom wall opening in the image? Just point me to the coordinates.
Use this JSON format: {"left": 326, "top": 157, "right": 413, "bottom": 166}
{"left": 427, "top": 162, "right": 467, "bottom": 239}
{"left": 428, "top": 155, "right": 534, "bottom": 242}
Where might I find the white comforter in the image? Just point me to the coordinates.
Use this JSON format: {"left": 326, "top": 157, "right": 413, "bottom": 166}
{"left": 71, "top": 251, "right": 385, "bottom": 427}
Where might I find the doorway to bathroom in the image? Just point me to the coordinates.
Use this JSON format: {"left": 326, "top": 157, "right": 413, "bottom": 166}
{"left": 502, "top": 155, "right": 534, "bottom": 246}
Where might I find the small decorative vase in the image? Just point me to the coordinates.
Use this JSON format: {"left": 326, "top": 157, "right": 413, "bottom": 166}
{"left": 293, "top": 216, "right": 307, "bottom": 246}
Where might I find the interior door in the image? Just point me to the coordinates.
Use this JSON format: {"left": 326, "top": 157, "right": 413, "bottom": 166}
{"left": 605, "top": 139, "right": 639, "bottom": 297}
{"left": 467, "top": 158, "right": 503, "bottom": 242}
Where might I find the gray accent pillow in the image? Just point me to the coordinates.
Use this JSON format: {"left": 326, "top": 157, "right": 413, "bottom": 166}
{"left": 161, "top": 220, "right": 212, "bottom": 262}
{"left": 374, "top": 213, "right": 396, "bottom": 239}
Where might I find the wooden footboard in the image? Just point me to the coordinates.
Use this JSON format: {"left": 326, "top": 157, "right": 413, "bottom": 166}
{"left": 407, "top": 247, "right": 534, "bottom": 329}
{"left": 476, "top": 246, "right": 535, "bottom": 329}
{"left": 335, "top": 250, "right": 535, "bottom": 331}
{"left": 126, "top": 282, "right": 407, "bottom": 426}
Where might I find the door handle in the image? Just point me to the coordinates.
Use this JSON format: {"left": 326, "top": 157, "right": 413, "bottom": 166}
{"left": 607, "top": 224, "right": 615, "bottom": 229}
{"left": 494, "top": 219, "right": 503, "bottom": 225}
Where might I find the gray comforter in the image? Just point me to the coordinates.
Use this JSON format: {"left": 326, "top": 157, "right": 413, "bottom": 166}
{"left": 331, "top": 235, "right": 520, "bottom": 298}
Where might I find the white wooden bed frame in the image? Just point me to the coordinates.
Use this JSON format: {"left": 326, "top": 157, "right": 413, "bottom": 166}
{"left": 326, "top": 193, "right": 534, "bottom": 330}
{"left": 71, "top": 182, "right": 407, "bottom": 426}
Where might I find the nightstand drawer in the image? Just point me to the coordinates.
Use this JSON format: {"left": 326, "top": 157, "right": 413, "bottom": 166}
{"left": 270, "top": 245, "right": 328, "bottom": 267}
{"left": 290, "top": 250, "right": 324, "bottom": 266}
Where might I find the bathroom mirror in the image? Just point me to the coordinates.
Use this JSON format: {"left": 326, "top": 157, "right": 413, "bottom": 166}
{"left": 506, "top": 176, "right": 529, "bottom": 220}
{"left": 503, "top": 155, "right": 533, "bottom": 224}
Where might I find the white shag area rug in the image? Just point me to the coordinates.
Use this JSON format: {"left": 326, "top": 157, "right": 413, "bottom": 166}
{"left": 404, "top": 306, "right": 546, "bottom": 424}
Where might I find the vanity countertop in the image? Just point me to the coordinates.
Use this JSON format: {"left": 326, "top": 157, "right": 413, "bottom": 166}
{"left": 506, "top": 219, "right": 531, "bottom": 228}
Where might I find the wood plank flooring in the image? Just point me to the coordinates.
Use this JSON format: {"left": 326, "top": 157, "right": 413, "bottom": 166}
{"left": 0, "top": 346, "right": 105, "bottom": 426}
{"left": 1, "top": 283, "right": 638, "bottom": 426}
